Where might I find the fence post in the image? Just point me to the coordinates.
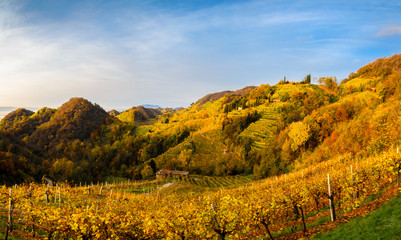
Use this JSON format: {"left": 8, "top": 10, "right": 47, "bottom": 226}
{"left": 58, "top": 187, "right": 61, "bottom": 206}
{"left": 327, "top": 174, "right": 336, "bottom": 221}
{"left": 397, "top": 147, "right": 400, "bottom": 186}
{"left": 351, "top": 165, "right": 355, "bottom": 199}
{"left": 45, "top": 189, "right": 49, "bottom": 204}
{"left": 99, "top": 183, "right": 103, "bottom": 195}
{"left": 8, "top": 188, "right": 13, "bottom": 233}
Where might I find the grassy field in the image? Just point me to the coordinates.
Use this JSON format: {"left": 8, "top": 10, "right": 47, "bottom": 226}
{"left": 314, "top": 192, "right": 401, "bottom": 240}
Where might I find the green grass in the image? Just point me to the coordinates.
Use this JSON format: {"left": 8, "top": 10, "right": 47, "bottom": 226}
{"left": 358, "top": 188, "right": 385, "bottom": 206}
{"left": 0, "top": 233, "right": 21, "bottom": 240}
{"left": 314, "top": 193, "right": 401, "bottom": 240}
{"left": 104, "top": 175, "right": 130, "bottom": 184}
{"left": 0, "top": 214, "right": 28, "bottom": 240}
{"left": 311, "top": 216, "right": 331, "bottom": 227}
{"left": 242, "top": 174, "right": 255, "bottom": 180}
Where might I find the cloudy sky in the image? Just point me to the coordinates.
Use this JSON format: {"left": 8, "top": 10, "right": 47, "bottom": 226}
{"left": 1, "top": 0, "right": 401, "bottom": 109}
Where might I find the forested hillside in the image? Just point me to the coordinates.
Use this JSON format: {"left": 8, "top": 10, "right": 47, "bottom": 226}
{"left": 1, "top": 53, "right": 401, "bottom": 184}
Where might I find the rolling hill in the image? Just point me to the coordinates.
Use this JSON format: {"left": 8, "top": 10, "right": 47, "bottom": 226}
{"left": 26, "top": 97, "right": 110, "bottom": 153}
{"left": 195, "top": 86, "right": 256, "bottom": 106}
{"left": 116, "top": 106, "right": 162, "bottom": 123}
{"left": 0, "top": 53, "right": 401, "bottom": 185}
{"left": 2, "top": 53, "right": 401, "bottom": 240}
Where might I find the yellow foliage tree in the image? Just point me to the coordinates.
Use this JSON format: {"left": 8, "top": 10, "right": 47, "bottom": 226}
{"left": 50, "top": 158, "right": 74, "bottom": 180}
{"left": 288, "top": 122, "right": 310, "bottom": 151}
{"left": 178, "top": 149, "right": 192, "bottom": 167}
{"left": 141, "top": 165, "right": 154, "bottom": 180}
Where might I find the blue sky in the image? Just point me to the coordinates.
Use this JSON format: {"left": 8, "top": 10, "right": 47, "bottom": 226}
{"left": 0, "top": 0, "right": 401, "bottom": 109}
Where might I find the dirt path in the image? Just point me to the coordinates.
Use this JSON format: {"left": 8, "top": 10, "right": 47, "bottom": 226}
{"left": 160, "top": 182, "right": 175, "bottom": 189}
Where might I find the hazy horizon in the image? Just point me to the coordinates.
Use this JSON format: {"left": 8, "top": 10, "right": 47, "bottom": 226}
{"left": 0, "top": 104, "right": 165, "bottom": 120}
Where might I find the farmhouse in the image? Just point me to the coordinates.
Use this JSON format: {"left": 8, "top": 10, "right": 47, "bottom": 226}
{"left": 156, "top": 169, "right": 189, "bottom": 180}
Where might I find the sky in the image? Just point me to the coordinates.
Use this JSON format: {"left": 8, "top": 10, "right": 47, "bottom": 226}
{"left": 1, "top": 0, "right": 401, "bottom": 110}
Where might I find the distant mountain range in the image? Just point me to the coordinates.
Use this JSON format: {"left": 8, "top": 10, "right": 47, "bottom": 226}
{"left": 0, "top": 105, "right": 165, "bottom": 119}
{"left": 141, "top": 104, "right": 162, "bottom": 109}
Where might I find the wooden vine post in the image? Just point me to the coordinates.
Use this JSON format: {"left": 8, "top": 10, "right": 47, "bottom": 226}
{"left": 45, "top": 189, "right": 49, "bottom": 204}
{"left": 58, "top": 187, "right": 61, "bottom": 206}
{"left": 99, "top": 183, "right": 103, "bottom": 195}
{"left": 327, "top": 174, "right": 336, "bottom": 221}
{"left": 5, "top": 188, "right": 13, "bottom": 240}
{"left": 351, "top": 165, "right": 355, "bottom": 199}
{"left": 397, "top": 147, "right": 400, "bottom": 186}
{"left": 210, "top": 203, "right": 228, "bottom": 240}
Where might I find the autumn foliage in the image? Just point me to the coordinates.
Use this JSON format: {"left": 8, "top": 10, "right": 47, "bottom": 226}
{"left": 1, "top": 53, "right": 401, "bottom": 185}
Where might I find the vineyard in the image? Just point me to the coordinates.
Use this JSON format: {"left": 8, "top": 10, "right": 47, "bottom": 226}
{"left": 1, "top": 149, "right": 401, "bottom": 239}
{"left": 179, "top": 175, "right": 251, "bottom": 188}
{"left": 238, "top": 105, "right": 280, "bottom": 150}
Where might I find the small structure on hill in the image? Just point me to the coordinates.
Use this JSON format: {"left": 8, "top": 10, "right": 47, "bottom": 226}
{"left": 156, "top": 169, "right": 189, "bottom": 180}
{"left": 272, "top": 99, "right": 282, "bottom": 103}
{"left": 42, "top": 176, "right": 53, "bottom": 187}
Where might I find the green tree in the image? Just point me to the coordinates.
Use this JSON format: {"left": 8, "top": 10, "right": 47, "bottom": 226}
{"left": 301, "top": 74, "right": 311, "bottom": 84}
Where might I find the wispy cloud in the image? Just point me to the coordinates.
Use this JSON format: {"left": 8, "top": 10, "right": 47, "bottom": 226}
{"left": 0, "top": 0, "right": 400, "bottom": 109}
{"left": 0, "top": 0, "right": 329, "bottom": 108}
{"left": 375, "top": 25, "right": 401, "bottom": 37}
